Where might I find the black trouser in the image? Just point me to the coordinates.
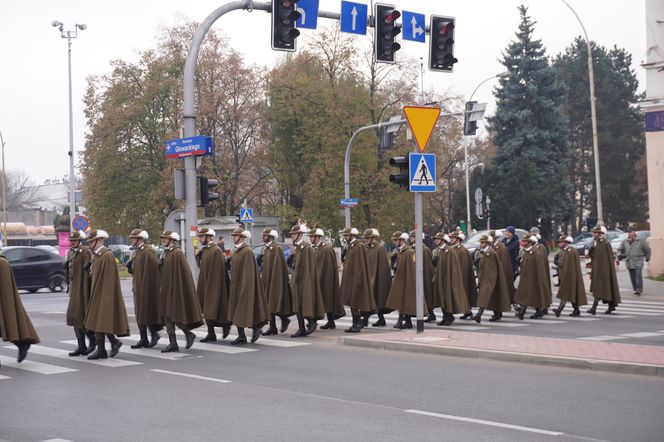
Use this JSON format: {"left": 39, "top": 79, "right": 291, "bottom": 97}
{"left": 628, "top": 267, "right": 644, "bottom": 292}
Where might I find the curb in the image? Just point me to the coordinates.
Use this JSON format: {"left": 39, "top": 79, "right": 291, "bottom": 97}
{"left": 337, "top": 336, "right": 664, "bottom": 378}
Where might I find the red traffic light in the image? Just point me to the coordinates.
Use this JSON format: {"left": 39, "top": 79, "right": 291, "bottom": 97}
{"left": 383, "top": 10, "right": 401, "bottom": 24}
{"left": 438, "top": 21, "right": 454, "bottom": 36}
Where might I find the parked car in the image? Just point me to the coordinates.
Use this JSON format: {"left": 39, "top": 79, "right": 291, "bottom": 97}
{"left": 108, "top": 244, "right": 132, "bottom": 264}
{"left": 251, "top": 243, "right": 292, "bottom": 269}
{"left": 35, "top": 245, "right": 60, "bottom": 255}
{"left": 463, "top": 228, "right": 529, "bottom": 256}
{"left": 611, "top": 230, "right": 650, "bottom": 255}
{"left": 570, "top": 230, "right": 623, "bottom": 256}
{"left": 1, "top": 246, "right": 67, "bottom": 292}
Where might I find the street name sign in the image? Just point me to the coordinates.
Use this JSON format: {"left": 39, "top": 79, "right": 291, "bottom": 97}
{"left": 240, "top": 208, "right": 254, "bottom": 223}
{"left": 164, "top": 136, "right": 213, "bottom": 159}
{"left": 409, "top": 153, "right": 436, "bottom": 192}
{"left": 403, "top": 106, "right": 441, "bottom": 152}
{"left": 340, "top": 198, "right": 359, "bottom": 208}
{"left": 340, "top": 1, "right": 368, "bottom": 35}
{"left": 402, "top": 11, "right": 425, "bottom": 43}
{"left": 296, "top": 0, "right": 320, "bottom": 30}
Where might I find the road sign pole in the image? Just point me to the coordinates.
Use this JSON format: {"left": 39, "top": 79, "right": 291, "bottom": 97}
{"left": 415, "top": 191, "right": 424, "bottom": 333}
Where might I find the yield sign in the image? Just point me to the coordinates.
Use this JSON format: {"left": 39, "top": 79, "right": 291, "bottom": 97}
{"left": 403, "top": 106, "right": 441, "bottom": 152}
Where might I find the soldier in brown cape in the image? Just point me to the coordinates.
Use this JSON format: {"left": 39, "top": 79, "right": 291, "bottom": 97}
{"left": 514, "top": 234, "right": 551, "bottom": 320}
{"left": 552, "top": 235, "right": 587, "bottom": 317}
{"left": 490, "top": 230, "right": 516, "bottom": 304}
{"left": 195, "top": 228, "right": 231, "bottom": 343}
{"left": 159, "top": 231, "right": 202, "bottom": 352}
{"left": 84, "top": 230, "right": 130, "bottom": 360}
{"left": 340, "top": 227, "right": 375, "bottom": 333}
{"left": 449, "top": 231, "right": 478, "bottom": 320}
{"left": 126, "top": 229, "right": 163, "bottom": 349}
{"left": 386, "top": 231, "right": 419, "bottom": 329}
{"left": 472, "top": 234, "right": 512, "bottom": 323}
{"left": 260, "top": 228, "right": 293, "bottom": 336}
{"left": 228, "top": 228, "right": 269, "bottom": 344}
{"left": 0, "top": 252, "right": 39, "bottom": 363}
{"left": 363, "top": 228, "right": 392, "bottom": 327}
{"left": 309, "top": 228, "right": 345, "bottom": 329}
{"left": 64, "top": 230, "right": 94, "bottom": 356}
{"left": 288, "top": 224, "right": 324, "bottom": 337}
{"left": 432, "top": 232, "right": 469, "bottom": 326}
{"left": 587, "top": 225, "right": 621, "bottom": 314}
{"left": 409, "top": 230, "right": 437, "bottom": 322}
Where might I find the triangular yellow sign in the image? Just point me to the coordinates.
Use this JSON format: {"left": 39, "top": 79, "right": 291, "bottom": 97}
{"left": 403, "top": 106, "right": 441, "bottom": 152}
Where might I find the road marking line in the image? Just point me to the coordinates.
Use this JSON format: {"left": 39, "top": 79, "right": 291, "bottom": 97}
{"left": 0, "top": 355, "right": 78, "bottom": 374}
{"left": 600, "top": 309, "right": 661, "bottom": 316}
{"left": 62, "top": 339, "right": 192, "bottom": 360}
{"left": 171, "top": 332, "right": 257, "bottom": 354}
{"left": 39, "top": 439, "right": 75, "bottom": 442}
{"left": 178, "top": 329, "right": 309, "bottom": 348}
{"left": 150, "top": 369, "right": 231, "bottom": 384}
{"left": 577, "top": 335, "right": 629, "bottom": 341}
{"left": 404, "top": 409, "right": 564, "bottom": 436}
{"left": 23, "top": 345, "right": 141, "bottom": 367}
{"left": 618, "top": 332, "right": 664, "bottom": 338}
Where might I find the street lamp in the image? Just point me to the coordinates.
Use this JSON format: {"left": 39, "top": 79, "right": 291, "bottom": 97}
{"left": 559, "top": 0, "right": 603, "bottom": 226}
{"left": 0, "top": 130, "right": 7, "bottom": 246}
{"left": 464, "top": 72, "right": 508, "bottom": 234}
{"left": 52, "top": 20, "right": 86, "bottom": 231}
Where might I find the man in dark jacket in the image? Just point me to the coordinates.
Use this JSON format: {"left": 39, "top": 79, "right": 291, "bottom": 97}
{"left": 502, "top": 225, "right": 520, "bottom": 278}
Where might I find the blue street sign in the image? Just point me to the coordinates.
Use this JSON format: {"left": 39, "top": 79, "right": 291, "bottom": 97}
{"left": 296, "top": 0, "right": 319, "bottom": 30}
{"left": 402, "top": 11, "right": 426, "bottom": 43}
{"left": 240, "top": 208, "right": 254, "bottom": 223}
{"left": 340, "top": 1, "right": 367, "bottom": 35}
{"left": 340, "top": 198, "right": 359, "bottom": 208}
{"left": 409, "top": 153, "right": 436, "bottom": 192}
{"left": 164, "top": 136, "right": 214, "bottom": 159}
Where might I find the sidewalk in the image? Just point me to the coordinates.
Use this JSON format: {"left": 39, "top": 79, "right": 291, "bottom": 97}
{"left": 338, "top": 329, "right": 664, "bottom": 377}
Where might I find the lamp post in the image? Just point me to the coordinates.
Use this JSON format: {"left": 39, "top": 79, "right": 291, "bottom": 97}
{"left": 559, "top": 0, "right": 603, "bottom": 226}
{"left": 0, "top": 130, "right": 7, "bottom": 246}
{"left": 464, "top": 72, "right": 508, "bottom": 234}
{"left": 52, "top": 20, "right": 86, "bottom": 230}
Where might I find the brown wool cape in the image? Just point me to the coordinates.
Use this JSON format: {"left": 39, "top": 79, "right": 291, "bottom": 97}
{"left": 228, "top": 244, "right": 269, "bottom": 328}
{"left": 514, "top": 248, "right": 550, "bottom": 309}
{"left": 557, "top": 246, "right": 587, "bottom": 305}
{"left": 453, "top": 244, "right": 478, "bottom": 307}
{"left": 314, "top": 243, "right": 345, "bottom": 318}
{"left": 197, "top": 245, "right": 230, "bottom": 326}
{"left": 340, "top": 240, "right": 376, "bottom": 313}
{"left": 494, "top": 242, "right": 516, "bottom": 303}
{"left": 262, "top": 244, "right": 293, "bottom": 316}
{"left": 365, "top": 243, "right": 393, "bottom": 313}
{"left": 291, "top": 242, "right": 324, "bottom": 319}
{"left": 84, "top": 248, "right": 130, "bottom": 336}
{"left": 477, "top": 247, "right": 512, "bottom": 312}
{"left": 589, "top": 238, "right": 621, "bottom": 304}
{"left": 65, "top": 245, "right": 92, "bottom": 328}
{"left": 161, "top": 246, "right": 203, "bottom": 329}
{"left": 0, "top": 256, "right": 40, "bottom": 343}
{"left": 433, "top": 246, "right": 470, "bottom": 314}
{"left": 422, "top": 246, "right": 436, "bottom": 309}
{"left": 386, "top": 246, "right": 422, "bottom": 316}
{"left": 132, "top": 245, "right": 163, "bottom": 327}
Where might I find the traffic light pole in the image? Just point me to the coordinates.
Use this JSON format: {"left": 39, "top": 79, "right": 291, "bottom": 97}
{"left": 414, "top": 191, "right": 424, "bottom": 333}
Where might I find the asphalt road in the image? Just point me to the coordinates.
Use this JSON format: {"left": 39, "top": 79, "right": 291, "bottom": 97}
{"left": 1, "top": 277, "right": 663, "bottom": 442}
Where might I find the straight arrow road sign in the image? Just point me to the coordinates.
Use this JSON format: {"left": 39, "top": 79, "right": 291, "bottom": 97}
{"left": 340, "top": 1, "right": 367, "bottom": 35}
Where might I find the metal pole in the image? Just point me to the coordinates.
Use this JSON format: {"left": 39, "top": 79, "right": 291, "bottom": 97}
{"left": 67, "top": 34, "right": 76, "bottom": 229}
{"left": 414, "top": 191, "right": 424, "bottom": 333}
{"left": 560, "top": 0, "right": 603, "bottom": 225}
{"left": 0, "top": 130, "right": 7, "bottom": 246}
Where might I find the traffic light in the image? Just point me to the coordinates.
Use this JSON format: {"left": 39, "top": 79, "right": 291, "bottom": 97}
{"left": 235, "top": 212, "right": 242, "bottom": 225}
{"left": 374, "top": 4, "right": 401, "bottom": 63}
{"left": 429, "top": 15, "right": 457, "bottom": 72}
{"left": 198, "top": 176, "right": 219, "bottom": 207}
{"left": 272, "top": 0, "right": 301, "bottom": 52}
{"left": 389, "top": 156, "right": 409, "bottom": 190}
{"left": 463, "top": 101, "right": 477, "bottom": 136}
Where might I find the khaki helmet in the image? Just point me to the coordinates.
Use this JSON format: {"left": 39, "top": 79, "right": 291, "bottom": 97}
{"left": 87, "top": 229, "right": 109, "bottom": 242}
{"left": 69, "top": 230, "right": 87, "bottom": 241}
{"left": 128, "top": 229, "right": 148, "bottom": 240}
{"left": 197, "top": 227, "right": 215, "bottom": 237}
{"left": 341, "top": 227, "right": 359, "bottom": 236}
{"left": 160, "top": 230, "right": 180, "bottom": 241}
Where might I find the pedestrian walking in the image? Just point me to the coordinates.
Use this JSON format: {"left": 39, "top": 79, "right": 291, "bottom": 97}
{"left": 386, "top": 231, "right": 419, "bottom": 329}
{"left": 513, "top": 234, "right": 550, "bottom": 320}
{"left": 260, "top": 228, "right": 293, "bottom": 335}
{"left": 159, "top": 231, "right": 202, "bottom": 352}
{"left": 309, "top": 228, "right": 345, "bottom": 329}
{"left": 472, "top": 234, "right": 511, "bottom": 323}
{"left": 126, "top": 229, "right": 163, "bottom": 349}
{"left": 64, "top": 230, "right": 94, "bottom": 356}
{"left": 409, "top": 230, "right": 436, "bottom": 322}
{"left": 587, "top": 226, "right": 621, "bottom": 314}
{"left": 502, "top": 225, "right": 520, "bottom": 278}
{"left": 0, "top": 252, "right": 39, "bottom": 363}
{"left": 449, "top": 231, "right": 477, "bottom": 319}
{"left": 432, "top": 232, "right": 469, "bottom": 326}
{"left": 289, "top": 224, "right": 324, "bottom": 337}
{"left": 196, "top": 228, "right": 231, "bottom": 342}
{"left": 617, "top": 230, "right": 651, "bottom": 295}
{"left": 552, "top": 235, "right": 586, "bottom": 317}
{"left": 363, "top": 228, "right": 392, "bottom": 327}
{"left": 339, "top": 227, "right": 375, "bottom": 333}
{"left": 84, "top": 230, "right": 130, "bottom": 360}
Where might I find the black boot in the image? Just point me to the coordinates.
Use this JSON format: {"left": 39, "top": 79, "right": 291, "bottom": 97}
{"left": 604, "top": 302, "right": 616, "bottom": 314}
{"left": 460, "top": 312, "right": 472, "bottom": 320}
{"left": 344, "top": 312, "right": 362, "bottom": 333}
{"left": 403, "top": 315, "right": 413, "bottom": 329}
{"left": 222, "top": 323, "right": 231, "bottom": 339}
{"left": 489, "top": 311, "right": 503, "bottom": 322}
{"left": 393, "top": 313, "right": 404, "bottom": 329}
{"left": 68, "top": 335, "right": 87, "bottom": 357}
{"left": 360, "top": 313, "right": 369, "bottom": 328}
{"left": 320, "top": 312, "right": 336, "bottom": 330}
{"left": 425, "top": 308, "right": 437, "bottom": 322}
{"left": 263, "top": 316, "right": 279, "bottom": 336}
{"left": 85, "top": 331, "right": 97, "bottom": 355}
{"left": 231, "top": 327, "right": 247, "bottom": 345}
{"left": 251, "top": 325, "right": 262, "bottom": 343}
{"left": 306, "top": 318, "right": 317, "bottom": 335}
{"left": 184, "top": 329, "right": 195, "bottom": 349}
{"left": 147, "top": 327, "right": 161, "bottom": 348}
{"left": 437, "top": 312, "right": 454, "bottom": 326}
{"left": 292, "top": 315, "right": 308, "bottom": 338}
{"left": 131, "top": 325, "right": 149, "bottom": 348}
{"left": 161, "top": 333, "right": 179, "bottom": 353}
{"left": 529, "top": 308, "right": 543, "bottom": 319}
{"left": 471, "top": 308, "right": 485, "bottom": 323}
{"left": 15, "top": 341, "right": 30, "bottom": 363}
{"left": 372, "top": 313, "right": 386, "bottom": 327}
{"left": 516, "top": 305, "right": 525, "bottom": 320}
{"left": 200, "top": 320, "right": 217, "bottom": 342}
{"left": 108, "top": 334, "right": 122, "bottom": 358}
{"left": 88, "top": 335, "right": 108, "bottom": 360}
{"left": 569, "top": 303, "right": 581, "bottom": 317}
{"left": 552, "top": 301, "right": 566, "bottom": 318}
{"left": 587, "top": 299, "right": 599, "bottom": 315}
{"left": 279, "top": 315, "right": 291, "bottom": 333}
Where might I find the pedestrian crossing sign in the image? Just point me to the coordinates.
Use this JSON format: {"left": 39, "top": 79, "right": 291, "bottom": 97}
{"left": 409, "top": 153, "right": 436, "bottom": 192}
{"left": 240, "top": 208, "right": 253, "bottom": 222}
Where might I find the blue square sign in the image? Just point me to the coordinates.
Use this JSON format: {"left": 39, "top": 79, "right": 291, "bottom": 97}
{"left": 402, "top": 11, "right": 426, "bottom": 43}
{"left": 409, "top": 153, "right": 436, "bottom": 192}
{"left": 240, "top": 208, "right": 253, "bottom": 223}
{"left": 340, "top": 1, "right": 368, "bottom": 35}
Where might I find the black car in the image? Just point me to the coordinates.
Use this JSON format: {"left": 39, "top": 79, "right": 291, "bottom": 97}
{"left": 2, "top": 246, "right": 67, "bottom": 292}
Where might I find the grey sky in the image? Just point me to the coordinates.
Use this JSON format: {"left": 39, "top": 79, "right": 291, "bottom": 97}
{"left": 0, "top": 0, "right": 646, "bottom": 185}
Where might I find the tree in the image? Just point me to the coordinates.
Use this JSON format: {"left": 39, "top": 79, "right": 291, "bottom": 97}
{"left": 553, "top": 39, "right": 646, "bottom": 230}
{"left": 2, "top": 170, "right": 41, "bottom": 210}
{"left": 486, "top": 6, "right": 573, "bottom": 237}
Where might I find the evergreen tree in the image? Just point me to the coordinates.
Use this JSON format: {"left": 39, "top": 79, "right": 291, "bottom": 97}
{"left": 487, "top": 6, "right": 573, "bottom": 235}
